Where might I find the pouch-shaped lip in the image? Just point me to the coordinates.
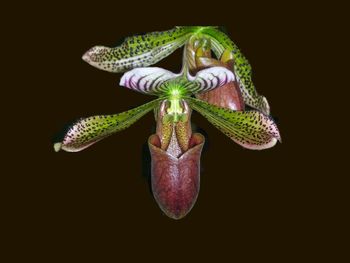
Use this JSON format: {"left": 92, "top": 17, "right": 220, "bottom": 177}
{"left": 148, "top": 133, "right": 205, "bottom": 219}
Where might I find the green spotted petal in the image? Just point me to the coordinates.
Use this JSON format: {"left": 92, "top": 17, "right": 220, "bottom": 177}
{"left": 82, "top": 27, "right": 196, "bottom": 73}
{"left": 199, "top": 27, "right": 271, "bottom": 115}
{"left": 187, "top": 97, "right": 281, "bottom": 150}
{"left": 54, "top": 99, "right": 161, "bottom": 152}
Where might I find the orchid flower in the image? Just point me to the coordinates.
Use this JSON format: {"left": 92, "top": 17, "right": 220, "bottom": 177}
{"left": 54, "top": 27, "right": 281, "bottom": 219}
{"left": 82, "top": 26, "right": 270, "bottom": 115}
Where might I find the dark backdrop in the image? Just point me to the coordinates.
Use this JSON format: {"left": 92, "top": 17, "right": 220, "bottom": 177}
{"left": 4, "top": 1, "right": 344, "bottom": 262}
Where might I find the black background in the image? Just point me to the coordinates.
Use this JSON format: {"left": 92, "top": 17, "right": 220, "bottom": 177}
{"left": 4, "top": 1, "right": 345, "bottom": 261}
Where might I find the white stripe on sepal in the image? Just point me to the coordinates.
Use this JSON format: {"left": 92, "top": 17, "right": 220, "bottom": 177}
{"left": 120, "top": 67, "right": 180, "bottom": 95}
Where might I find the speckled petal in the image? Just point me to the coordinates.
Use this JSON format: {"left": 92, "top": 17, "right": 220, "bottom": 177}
{"left": 54, "top": 99, "right": 161, "bottom": 152}
{"left": 82, "top": 27, "right": 196, "bottom": 73}
{"left": 119, "top": 67, "right": 179, "bottom": 95}
{"left": 187, "top": 98, "right": 281, "bottom": 150}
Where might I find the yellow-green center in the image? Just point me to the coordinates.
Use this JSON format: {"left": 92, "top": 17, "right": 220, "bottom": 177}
{"left": 165, "top": 85, "right": 187, "bottom": 123}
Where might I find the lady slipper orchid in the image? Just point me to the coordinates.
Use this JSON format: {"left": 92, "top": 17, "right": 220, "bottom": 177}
{"left": 54, "top": 26, "right": 281, "bottom": 219}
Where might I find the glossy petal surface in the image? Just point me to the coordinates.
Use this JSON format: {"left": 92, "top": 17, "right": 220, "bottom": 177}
{"left": 149, "top": 133, "right": 204, "bottom": 219}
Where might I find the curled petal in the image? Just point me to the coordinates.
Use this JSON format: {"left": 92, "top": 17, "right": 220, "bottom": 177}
{"left": 187, "top": 98, "right": 281, "bottom": 150}
{"left": 239, "top": 80, "right": 270, "bottom": 115}
{"left": 119, "top": 67, "right": 179, "bottom": 95}
{"left": 54, "top": 99, "right": 161, "bottom": 152}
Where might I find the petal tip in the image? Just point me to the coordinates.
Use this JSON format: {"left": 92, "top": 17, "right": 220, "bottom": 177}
{"left": 82, "top": 46, "right": 110, "bottom": 65}
{"left": 277, "top": 133, "right": 282, "bottom": 143}
{"left": 271, "top": 122, "right": 282, "bottom": 143}
{"left": 262, "top": 96, "right": 270, "bottom": 115}
{"left": 81, "top": 46, "right": 97, "bottom": 64}
{"left": 119, "top": 72, "right": 128, "bottom": 87}
{"left": 81, "top": 52, "right": 90, "bottom": 63}
{"left": 54, "top": 143, "right": 62, "bottom": 152}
